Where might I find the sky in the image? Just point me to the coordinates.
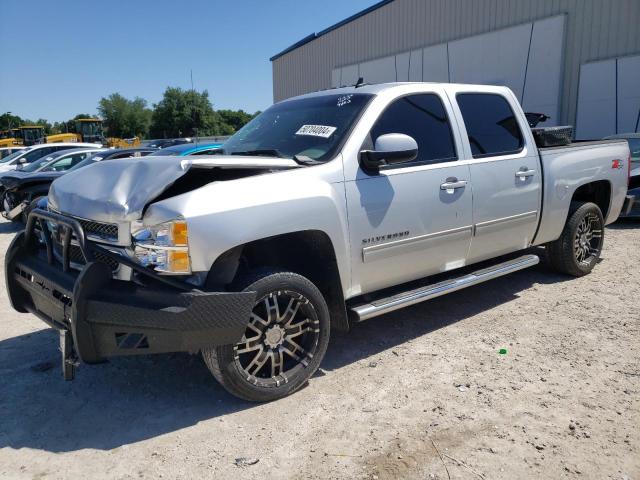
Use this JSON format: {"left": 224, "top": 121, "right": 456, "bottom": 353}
{"left": 0, "top": 0, "right": 378, "bottom": 123}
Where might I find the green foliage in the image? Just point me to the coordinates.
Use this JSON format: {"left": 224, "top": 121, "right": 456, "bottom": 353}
{"left": 4, "top": 90, "right": 259, "bottom": 140}
{"left": 98, "top": 93, "right": 152, "bottom": 138}
{"left": 51, "top": 121, "right": 68, "bottom": 134}
{"left": 218, "top": 109, "right": 260, "bottom": 134}
{"left": 0, "top": 112, "right": 23, "bottom": 131}
{"left": 31, "top": 118, "right": 53, "bottom": 134}
{"left": 149, "top": 87, "right": 226, "bottom": 138}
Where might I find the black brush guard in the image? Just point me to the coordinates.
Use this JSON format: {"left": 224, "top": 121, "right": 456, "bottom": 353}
{"left": 5, "top": 210, "right": 255, "bottom": 379}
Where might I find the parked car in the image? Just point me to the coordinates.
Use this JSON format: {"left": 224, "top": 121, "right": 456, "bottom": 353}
{"left": 0, "top": 146, "right": 26, "bottom": 160}
{"left": 152, "top": 142, "right": 223, "bottom": 156}
{"left": 1, "top": 148, "right": 156, "bottom": 222}
{"left": 0, "top": 143, "right": 102, "bottom": 173}
{"left": 0, "top": 147, "right": 33, "bottom": 166}
{"left": 604, "top": 133, "right": 639, "bottom": 218}
{"left": 6, "top": 83, "right": 632, "bottom": 401}
{"left": 142, "top": 138, "right": 193, "bottom": 149}
{"left": 1, "top": 148, "right": 106, "bottom": 222}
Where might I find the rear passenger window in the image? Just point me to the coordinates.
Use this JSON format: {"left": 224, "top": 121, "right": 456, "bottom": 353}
{"left": 370, "top": 94, "right": 457, "bottom": 165}
{"left": 457, "top": 93, "right": 524, "bottom": 158}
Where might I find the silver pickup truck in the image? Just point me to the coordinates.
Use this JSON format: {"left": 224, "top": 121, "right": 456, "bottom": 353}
{"left": 6, "top": 83, "right": 633, "bottom": 401}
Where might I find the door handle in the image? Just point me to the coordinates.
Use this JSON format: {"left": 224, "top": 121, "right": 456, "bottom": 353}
{"left": 440, "top": 180, "right": 468, "bottom": 191}
{"left": 515, "top": 170, "right": 535, "bottom": 178}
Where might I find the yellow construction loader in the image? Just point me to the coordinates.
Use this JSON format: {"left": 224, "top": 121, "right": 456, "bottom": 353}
{"left": 0, "top": 126, "right": 46, "bottom": 147}
{"left": 0, "top": 119, "right": 140, "bottom": 148}
{"left": 51, "top": 118, "right": 140, "bottom": 147}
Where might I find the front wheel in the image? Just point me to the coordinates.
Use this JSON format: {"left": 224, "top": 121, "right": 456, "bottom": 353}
{"left": 546, "top": 201, "right": 604, "bottom": 277}
{"left": 202, "top": 270, "right": 330, "bottom": 402}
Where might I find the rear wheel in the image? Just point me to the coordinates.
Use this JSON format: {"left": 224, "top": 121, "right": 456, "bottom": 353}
{"left": 202, "top": 270, "right": 330, "bottom": 402}
{"left": 546, "top": 201, "right": 604, "bottom": 277}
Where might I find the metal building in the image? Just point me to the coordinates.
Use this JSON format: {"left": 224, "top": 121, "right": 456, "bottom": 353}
{"left": 271, "top": 0, "right": 640, "bottom": 139}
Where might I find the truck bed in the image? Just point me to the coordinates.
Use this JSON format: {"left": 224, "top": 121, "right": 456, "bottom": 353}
{"left": 533, "top": 139, "right": 629, "bottom": 246}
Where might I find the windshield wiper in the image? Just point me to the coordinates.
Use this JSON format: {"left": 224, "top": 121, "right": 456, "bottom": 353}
{"left": 292, "top": 155, "right": 322, "bottom": 166}
{"left": 228, "top": 149, "right": 321, "bottom": 166}
{"left": 230, "top": 149, "right": 285, "bottom": 158}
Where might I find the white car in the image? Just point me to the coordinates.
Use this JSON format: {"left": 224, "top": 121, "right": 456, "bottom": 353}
{"left": 0, "top": 143, "right": 102, "bottom": 173}
{"left": 0, "top": 146, "right": 26, "bottom": 161}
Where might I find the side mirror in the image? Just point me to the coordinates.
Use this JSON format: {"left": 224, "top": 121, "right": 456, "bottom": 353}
{"left": 360, "top": 133, "right": 418, "bottom": 171}
{"left": 19, "top": 157, "right": 27, "bottom": 164}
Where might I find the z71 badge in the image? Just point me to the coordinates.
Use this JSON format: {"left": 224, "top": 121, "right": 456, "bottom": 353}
{"left": 362, "top": 231, "right": 410, "bottom": 245}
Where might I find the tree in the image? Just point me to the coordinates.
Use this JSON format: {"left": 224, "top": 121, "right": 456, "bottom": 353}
{"left": 0, "top": 112, "right": 24, "bottom": 131}
{"left": 32, "top": 118, "right": 53, "bottom": 134}
{"left": 149, "top": 87, "right": 226, "bottom": 138}
{"left": 98, "top": 93, "right": 152, "bottom": 138}
{"left": 218, "top": 109, "right": 259, "bottom": 133}
{"left": 51, "top": 121, "right": 66, "bottom": 134}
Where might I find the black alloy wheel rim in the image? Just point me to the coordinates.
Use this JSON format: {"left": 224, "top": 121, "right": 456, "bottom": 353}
{"left": 574, "top": 212, "right": 603, "bottom": 265}
{"left": 233, "top": 290, "right": 320, "bottom": 387}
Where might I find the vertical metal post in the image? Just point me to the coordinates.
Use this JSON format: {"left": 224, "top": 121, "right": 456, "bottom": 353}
{"left": 59, "top": 330, "right": 76, "bottom": 381}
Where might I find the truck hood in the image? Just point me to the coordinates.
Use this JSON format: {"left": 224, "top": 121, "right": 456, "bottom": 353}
{"left": 48, "top": 155, "right": 300, "bottom": 222}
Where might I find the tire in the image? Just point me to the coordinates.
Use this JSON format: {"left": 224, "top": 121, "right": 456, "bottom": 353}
{"left": 546, "top": 201, "right": 604, "bottom": 277}
{"left": 202, "top": 269, "right": 331, "bottom": 402}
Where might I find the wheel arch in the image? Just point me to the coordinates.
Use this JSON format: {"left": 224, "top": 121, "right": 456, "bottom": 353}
{"left": 206, "top": 230, "right": 350, "bottom": 333}
{"left": 570, "top": 180, "right": 612, "bottom": 219}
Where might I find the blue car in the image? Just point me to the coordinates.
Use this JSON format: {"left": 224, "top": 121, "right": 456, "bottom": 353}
{"left": 153, "top": 143, "right": 222, "bottom": 157}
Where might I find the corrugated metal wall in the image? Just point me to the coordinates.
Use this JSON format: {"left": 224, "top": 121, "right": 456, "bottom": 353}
{"left": 272, "top": 0, "right": 640, "bottom": 126}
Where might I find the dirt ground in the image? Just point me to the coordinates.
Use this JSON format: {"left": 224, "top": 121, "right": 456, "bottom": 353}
{"left": 0, "top": 217, "right": 638, "bottom": 480}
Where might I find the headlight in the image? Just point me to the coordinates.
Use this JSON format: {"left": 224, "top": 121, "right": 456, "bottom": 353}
{"left": 132, "top": 220, "right": 191, "bottom": 274}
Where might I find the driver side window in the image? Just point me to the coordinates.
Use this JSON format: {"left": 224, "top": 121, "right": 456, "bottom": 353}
{"left": 370, "top": 94, "right": 457, "bottom": 166}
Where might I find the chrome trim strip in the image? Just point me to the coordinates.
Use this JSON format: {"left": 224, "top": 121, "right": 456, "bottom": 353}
{"left": 474, "top": 210, "right": 538, "bottom": 235}
{"left": 351, "top": 254, "right": 539, "bottom": 321}
{"left": 362, "top": 225, "right": 473, "bottom": 263}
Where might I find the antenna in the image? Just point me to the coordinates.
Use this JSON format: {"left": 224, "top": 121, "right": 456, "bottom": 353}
{"left": 355, "top": 77, "right": 366, "bottom": 88}
{"left": 190, "top": 69, "right": 199, "bottom": 146}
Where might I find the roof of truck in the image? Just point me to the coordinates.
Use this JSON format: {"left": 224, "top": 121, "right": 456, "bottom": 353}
{"left": 279, "top": 82, "right": 513, "bottom": 103}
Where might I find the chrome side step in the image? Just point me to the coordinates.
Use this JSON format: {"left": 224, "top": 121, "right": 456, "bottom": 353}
{"left": 350, "top": 254, "right": 539, "bottom": 322}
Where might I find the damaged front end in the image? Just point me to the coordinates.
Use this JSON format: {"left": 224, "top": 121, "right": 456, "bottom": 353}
{"left": 5, "top": 209, "right": 255, "bottom": 379}
{"left": 6, "top": 155, "right": 302, "bottom": 379}
{"left": 2, "top": 191, "right": 28, "bottom": 221}
{"left": 1, "top": 175, "right": 58, "bottom": 221}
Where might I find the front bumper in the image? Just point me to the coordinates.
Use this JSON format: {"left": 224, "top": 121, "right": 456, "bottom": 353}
{"left": 5, "top": 210, "right": 255, "bottom": 367}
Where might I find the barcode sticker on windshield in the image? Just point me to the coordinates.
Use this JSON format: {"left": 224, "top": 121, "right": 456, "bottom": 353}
{"left": 295, "top": 125, "right": 337, "bottom": 138}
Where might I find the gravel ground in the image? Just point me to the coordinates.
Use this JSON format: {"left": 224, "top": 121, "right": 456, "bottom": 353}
{"left": 0, "top": 218, "right": 638, "bottom": 480}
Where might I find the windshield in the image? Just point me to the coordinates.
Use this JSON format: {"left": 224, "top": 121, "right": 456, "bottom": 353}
{"left": 69, "top": 154, "right": 104, "bottom": 171}
{"left": 78, "top": 121, "right": 103, "bottom": 137}
{"left": 220, "top": 93, "right": 373, "bottom": 162}
{"left": 22, "top": 128, "right": 43, "bottom": 143}
{"left": 0, "top": 148, "right": 31, "bottom": 164}
{"left": 21, "top": 155, "right": 54, "bottom": 172}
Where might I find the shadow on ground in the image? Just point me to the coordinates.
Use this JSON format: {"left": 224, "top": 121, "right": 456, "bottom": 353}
{"left": 607, "top": 218, "right": 640, "bottom": 229}
{"left": 0, "top": 254, "right": 570, "bottom": 453}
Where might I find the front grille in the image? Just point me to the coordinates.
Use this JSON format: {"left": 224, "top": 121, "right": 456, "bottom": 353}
{"left": 76, "top": 218, "right": 119, "bottom": 242}
{"left": 52, "top": 238, "right": 121, "bottom": 272}
{"left": 93, "top": 249, "right": 121, "bottom": 271}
